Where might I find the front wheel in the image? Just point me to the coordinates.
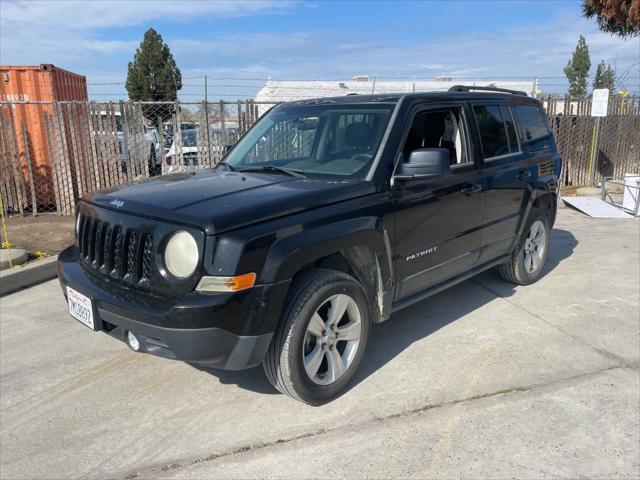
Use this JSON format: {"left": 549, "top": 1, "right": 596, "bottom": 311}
{"left": 497, "top": 208, "right": 550, "bottom": 285}
{"left": 263, "top": 269, "right": 370, "bottom": 405}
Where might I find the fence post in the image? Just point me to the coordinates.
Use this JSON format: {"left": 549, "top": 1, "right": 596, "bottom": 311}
{"left": 201, "top": 99, "right": 213, "bottom": 167}
{"left": 174, "top": 101, "right": 183, "bottom": 169}
{"left": 43, "top": 112, "right": 63, "bottom": 215}
{"left": 20, "top": 122, "right": 37, "bottom": 216}
{"left": 119, "top": 100, "right": 132, "bottom": 181}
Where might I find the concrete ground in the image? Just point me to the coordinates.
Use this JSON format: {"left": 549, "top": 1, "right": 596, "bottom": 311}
{"left": 0, "top": 208, "right": 638, "bottom": 480}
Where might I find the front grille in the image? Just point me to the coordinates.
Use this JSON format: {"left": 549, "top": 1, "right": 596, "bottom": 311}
{"left": 538, "top": 159, "right": 553, "bottom": 177}
{"left": 78, "top": 212, "right": 153, "bottom": 286}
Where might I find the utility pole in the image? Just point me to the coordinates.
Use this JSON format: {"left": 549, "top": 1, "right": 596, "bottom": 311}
{"left": 203, "top": 74, "right": 212, "bottom": 165}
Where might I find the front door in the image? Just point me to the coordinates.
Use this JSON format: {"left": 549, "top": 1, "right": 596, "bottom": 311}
{"left": 392, "top": 105, "right": 484, "bottom": 301}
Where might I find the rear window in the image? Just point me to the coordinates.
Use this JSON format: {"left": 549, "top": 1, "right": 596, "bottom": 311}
{"left": 515, "top": 105, "right": 553, "bottom": 153}
{"left": 473, "top": 105, "right": 520, "bottom": 159}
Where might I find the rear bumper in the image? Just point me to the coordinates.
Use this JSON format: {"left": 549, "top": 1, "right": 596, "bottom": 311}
{"left": 57, "top": 246, "right": 276, "bottom": 370}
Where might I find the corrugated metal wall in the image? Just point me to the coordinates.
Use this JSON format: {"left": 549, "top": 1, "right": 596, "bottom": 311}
{"left": 0, "top": 65, "right": 88, "bottom": 203}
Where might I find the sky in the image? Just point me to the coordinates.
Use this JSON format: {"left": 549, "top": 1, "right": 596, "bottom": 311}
{"left": 1, "top": 0, "right": 639, "bottom": 100}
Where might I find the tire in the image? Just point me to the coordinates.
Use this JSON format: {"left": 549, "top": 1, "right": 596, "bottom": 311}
{"left": 263, "top": 268, "right": 370, "bottom": 405}
{"left": 497, "top": 208, "right": 550, "bottom": 285}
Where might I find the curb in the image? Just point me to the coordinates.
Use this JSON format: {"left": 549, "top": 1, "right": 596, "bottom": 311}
{"left": 0, "top": 255, "right": 58, "bottom": 297}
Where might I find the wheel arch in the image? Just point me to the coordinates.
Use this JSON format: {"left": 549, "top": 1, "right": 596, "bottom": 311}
{"left": 261, "top": 217, "right": 394, "bottom": 324}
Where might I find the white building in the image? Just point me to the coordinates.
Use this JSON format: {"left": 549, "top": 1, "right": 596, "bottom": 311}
{"left": 255, "top": 76, "right": 537, "bottom": 113}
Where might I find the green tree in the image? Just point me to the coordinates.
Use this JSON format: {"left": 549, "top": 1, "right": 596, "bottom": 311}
{"left": 564, "top": 36, "right": 591, "bottom": 97}
{"left": 583, "top": 0, "right": 640, "bottom": 38}
{"left": 126, "top": 28, "right": 182, "bottom": 122}
{"left": 593, "top": 60, "right": 616, "bottom": 91}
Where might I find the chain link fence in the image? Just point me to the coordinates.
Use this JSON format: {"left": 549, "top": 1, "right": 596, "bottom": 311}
{"left": 0, "top": 99, "right": 276, "bottom": 260}
{"left": 541, "top": 95, "right": 639, "bottom": 188}
{"left": 0, "top": 95, "right": 638, "bottom": 262}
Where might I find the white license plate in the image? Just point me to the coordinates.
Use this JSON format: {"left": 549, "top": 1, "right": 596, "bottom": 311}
{"left": 67, "top": 286, "right": 95, "bottom": 330}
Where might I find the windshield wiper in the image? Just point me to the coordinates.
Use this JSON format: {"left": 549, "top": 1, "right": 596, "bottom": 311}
{"left": 238, "top": 165, "right": 305, "bottom": 178}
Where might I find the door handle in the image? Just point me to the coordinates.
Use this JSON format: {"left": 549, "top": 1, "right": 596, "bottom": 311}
{"left": 516, "top": 170, "right": 532, "bottom": 180}
{"left": 461, "top": 183, "right": 482, "bottom": 195}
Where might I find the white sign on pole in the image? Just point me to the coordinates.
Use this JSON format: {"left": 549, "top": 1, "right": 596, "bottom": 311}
{"left": 591, "top": 88, "right": 609, "bottom": 117}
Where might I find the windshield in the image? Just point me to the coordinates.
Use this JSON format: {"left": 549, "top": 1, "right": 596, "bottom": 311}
{"left": 224, "top": 104, "right": 394, "bottom": 179}
{"left": 182, "top": 129, "right": 197, "bottom": 147}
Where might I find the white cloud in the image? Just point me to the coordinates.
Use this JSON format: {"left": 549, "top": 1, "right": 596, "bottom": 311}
{"left": 0, "top": 0, "right": 295, "bottom": 30}
{"left": 0, "top": 0, "right": 296, "bottom": 63}
{"left": 171, "top": 16, "right": 637, "bottom": 85}
{"left": 1, "top": 1, "right": 637, "bottom": 98}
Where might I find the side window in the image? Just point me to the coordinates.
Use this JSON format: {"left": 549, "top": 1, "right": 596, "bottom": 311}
{"left": 473, "top": 105, "right": 520, "bottom": 159}
{"left": 401, "top": 107, "right": 469, "bottom": 167}
{"left": 516, "top": 105, "right": 553, "bottom": 153}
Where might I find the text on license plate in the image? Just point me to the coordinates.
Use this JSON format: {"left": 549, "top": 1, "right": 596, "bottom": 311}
{"left": 67, "top": 286, "right": 95, "bottom": 330}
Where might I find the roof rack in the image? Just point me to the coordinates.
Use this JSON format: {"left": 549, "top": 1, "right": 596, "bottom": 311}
{"left": 448, "top": 85, "right": 528, "bottom": 96}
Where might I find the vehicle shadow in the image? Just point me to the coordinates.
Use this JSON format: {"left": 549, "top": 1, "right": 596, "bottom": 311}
{"left": 193, "top": 228, "right": 578, "bottom": 397}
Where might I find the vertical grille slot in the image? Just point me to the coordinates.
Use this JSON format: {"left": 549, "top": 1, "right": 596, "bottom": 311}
{"left": 80, "top": 215, "right": 92, "bottom": 258}
{"left": 126, "top": 230, "right": 140, "bottom": 281}
{"left": 113, "top": 226, "right": 124, "bottom": 277}
{"left": 92, "top": 220, "right": 103, "bottom": 266}
{"left": 101, "top": 224, "right": 113, "bottom": 273}
{"left": 88, "top": 219, "right": 98, "bottom": 262}
{"left": 142, "top": 235, "right": 153, "bottom": 280}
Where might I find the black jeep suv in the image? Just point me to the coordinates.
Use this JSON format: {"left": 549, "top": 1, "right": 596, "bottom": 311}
{"left": 58, "top": 86, "right": 561, "bottom": 404}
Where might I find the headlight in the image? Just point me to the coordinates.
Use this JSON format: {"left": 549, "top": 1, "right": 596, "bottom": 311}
{"left": 164, "top": 230, "right": 198, "bottom": 278}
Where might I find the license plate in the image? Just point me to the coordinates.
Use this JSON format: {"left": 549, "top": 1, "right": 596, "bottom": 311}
{"left": 67, "top": 286, "right": 95, "bottom": 330}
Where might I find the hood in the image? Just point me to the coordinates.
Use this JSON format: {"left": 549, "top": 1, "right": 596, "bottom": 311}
{"left": 84, "top": 169, "right": 374, "bottom": 235}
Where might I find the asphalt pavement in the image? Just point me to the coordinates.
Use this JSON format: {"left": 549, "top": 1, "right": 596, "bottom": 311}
{"left": 1, "top": 208, "right": 638, "bottom": 479}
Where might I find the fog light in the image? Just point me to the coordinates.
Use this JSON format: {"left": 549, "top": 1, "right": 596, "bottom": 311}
{"left": 127, "top": 331, "right": 141, "bottom": 351}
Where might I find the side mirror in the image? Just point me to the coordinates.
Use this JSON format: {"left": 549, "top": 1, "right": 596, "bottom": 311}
{"left": 395, "top": 148, "right": 451, "bottom": 181}
{"left": 223, "top": 144, "right": 234, "bottom": 154}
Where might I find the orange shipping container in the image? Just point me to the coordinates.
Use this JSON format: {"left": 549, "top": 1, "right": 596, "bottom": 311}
{"left": 0, "top": 64, "right": 88, "bottom": 208}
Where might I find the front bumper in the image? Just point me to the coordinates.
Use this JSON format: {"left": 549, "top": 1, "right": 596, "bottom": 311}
{"left": 57, "top": 246, "right": 278, "bottom": 370}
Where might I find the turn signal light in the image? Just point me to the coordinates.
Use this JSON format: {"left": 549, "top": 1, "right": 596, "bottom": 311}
{"left": 196, "top": 272, "right": 256, "bottom": 293}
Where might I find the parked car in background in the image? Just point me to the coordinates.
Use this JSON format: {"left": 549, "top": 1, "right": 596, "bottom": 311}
{"left": 163, "top": 127, "right": 238, "bottom": 175}
{"left": 59, "top": 86, "right": 561, "bottom": 404}
{"left": 98, "top": 111, "right": 162, "bottom": 175}
{"left": 163, "top": 129, "right": 199, "bottom": 175}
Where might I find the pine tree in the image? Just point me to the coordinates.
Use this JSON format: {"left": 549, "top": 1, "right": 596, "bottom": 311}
{"left": 593, "top": 60, "right": 616, "bottom": 91}
{"left": 126, "top": 28, "right": 182, "bottom": 122}
{"left": 564, "top": 36, "right": 591, "bottom": 97}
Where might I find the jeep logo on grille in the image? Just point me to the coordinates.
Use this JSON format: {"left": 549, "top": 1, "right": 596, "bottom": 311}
{"left": 110, "top": 199, "right": 125, "bottom": 208}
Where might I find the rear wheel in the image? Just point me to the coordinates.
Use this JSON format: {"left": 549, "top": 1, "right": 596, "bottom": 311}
{"left": 263, "top": 269, "right": 370, "bottom": 405}
{"left": 497, "top": 208, "right": 550, "bottom": 285}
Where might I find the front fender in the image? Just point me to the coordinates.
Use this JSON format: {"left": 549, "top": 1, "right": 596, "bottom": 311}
{"left": 261, "top": 216, "right": 394, "bottom": 323}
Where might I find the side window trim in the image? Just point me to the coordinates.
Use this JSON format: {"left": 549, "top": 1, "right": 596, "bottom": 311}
{"left": 501, "top": 105, "right": 522, "bottom": 155}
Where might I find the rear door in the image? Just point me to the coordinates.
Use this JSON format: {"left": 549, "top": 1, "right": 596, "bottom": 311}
{"left": 471, "top": 102, "right": 535, "bottom": 263}
{"left": 392, "top": 103, "right": 484, "bottom": 301}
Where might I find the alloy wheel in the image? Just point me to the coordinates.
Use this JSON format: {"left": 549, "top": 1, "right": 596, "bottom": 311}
{"left": 302, "top": 293, "right": 362, "bottom": 385}
{"left": 523, "top": 220, "right": 546, "bottom": 274}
